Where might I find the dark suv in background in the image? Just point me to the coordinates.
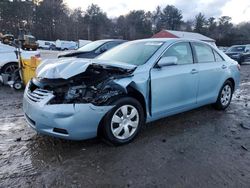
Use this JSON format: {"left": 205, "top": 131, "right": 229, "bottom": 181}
{"left": 225, "top": 45, "right": 250, "bottom": 64}
{"left": 58, "top": 39, "right": 127, "bottom": 59}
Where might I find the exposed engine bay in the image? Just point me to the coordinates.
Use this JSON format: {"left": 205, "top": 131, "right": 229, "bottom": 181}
{"left": 29, "top": 64, "right": 134, "bottom": 105}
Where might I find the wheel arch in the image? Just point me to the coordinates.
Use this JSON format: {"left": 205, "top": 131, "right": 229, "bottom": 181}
{"left": 126, "top": 86, "right": 147, "bottom": 119}
{"left": 0, "top": 61, "right": 19, "bottom": 73}
{"left": 226, "top": 77, "right": 235, "bottom": 91}
{"left": 97, "top": 85, "right": 147, "bottom": 137}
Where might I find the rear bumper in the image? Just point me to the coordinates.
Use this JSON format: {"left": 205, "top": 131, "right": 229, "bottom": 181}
{"left": 23, "top": 87, "right": 113, "bottom": 140}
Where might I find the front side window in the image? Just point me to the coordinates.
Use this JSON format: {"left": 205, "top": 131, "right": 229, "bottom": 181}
{"left": 105, "top": 42, "right": 121, "bottom": 50}
{"left": 96, "top": 42, "right": 121, "bottom": 53}
{"left": 193, "top": 43, "right": 215, "bottom": 63}
{"left": 162, "top": 42, "right": 193, "bottom": 65}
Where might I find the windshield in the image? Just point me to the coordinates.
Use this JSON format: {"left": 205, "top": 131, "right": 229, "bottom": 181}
{"left": 97, "top": 41, "right": 163, "bottom": 65}
{"left": 77, "top": 40, "right": 106, "bottom": 52}
{"left": 227, "top": 46, "right": 246, "bottom": 53}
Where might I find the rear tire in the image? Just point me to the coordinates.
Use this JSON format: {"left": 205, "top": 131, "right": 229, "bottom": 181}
{"left": 101, "top": 97, "right": 145, "bottom": 145}
{"left": 213, "top": 80, "right": 233, "bottom": 110}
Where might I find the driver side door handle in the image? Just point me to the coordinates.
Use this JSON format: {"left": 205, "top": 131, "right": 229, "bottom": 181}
{"left": 222, "top": 65, "right": 227, "bottom": 69}
{"left": 190, "top": 69, "right": 199, "bottom": 74}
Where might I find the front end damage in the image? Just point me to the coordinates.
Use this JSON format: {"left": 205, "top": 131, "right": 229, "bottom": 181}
{"left": 23, "top": 60, "right": 136, "bottom": 140}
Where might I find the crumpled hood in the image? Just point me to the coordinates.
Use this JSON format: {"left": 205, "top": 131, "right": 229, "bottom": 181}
{"left": 36, "top": 58, "right": 136, "bottom": 79}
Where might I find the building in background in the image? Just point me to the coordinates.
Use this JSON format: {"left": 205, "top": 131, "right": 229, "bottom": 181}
{"left": 152, "top": 30, "right": 216, "bottom": 46}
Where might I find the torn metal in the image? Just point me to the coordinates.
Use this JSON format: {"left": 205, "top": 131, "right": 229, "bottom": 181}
{"left": 30, "top": 61, "right": 136, "bottom": 106}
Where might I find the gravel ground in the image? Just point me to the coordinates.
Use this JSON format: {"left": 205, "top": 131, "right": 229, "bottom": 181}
{"left": 0, "top": 58, "right": 249, "bottom": 187}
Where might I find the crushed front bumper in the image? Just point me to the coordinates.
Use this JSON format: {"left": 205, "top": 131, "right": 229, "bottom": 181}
{"left": 23, "top": 86, "right": 113, "bottom": 141}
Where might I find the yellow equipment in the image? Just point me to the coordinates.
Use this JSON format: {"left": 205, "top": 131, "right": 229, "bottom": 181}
{"left": 21, "top": 56, "right": 41, "bottom": 86}
{"left": 0, "top": 38, "right": 40, "bottom": 90}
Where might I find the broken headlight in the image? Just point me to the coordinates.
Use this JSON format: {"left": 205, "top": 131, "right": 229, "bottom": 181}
{"left": 65, "top": 85, "right": 86, "bottom": 101}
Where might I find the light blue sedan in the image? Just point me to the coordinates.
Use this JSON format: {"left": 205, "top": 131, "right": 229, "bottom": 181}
{"left": 23, "top": 39, "right": 240, "bottom": 145}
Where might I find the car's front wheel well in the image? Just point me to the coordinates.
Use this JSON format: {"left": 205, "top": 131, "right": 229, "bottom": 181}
{"left": 226, "top": 78, "right": 235, "bottom": 91}
{"left": 97, "top": 87, "right": 147, "bottom": 138}
{"left": 126, "top": 86, "right": 147, "bottom": 119}
{"left": 1, "top": 62, "right": 18, "bottom": 73}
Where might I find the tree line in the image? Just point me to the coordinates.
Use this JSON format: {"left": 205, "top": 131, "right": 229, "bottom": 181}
{"left": 0, "top": 0, "right": 250, "bottom": 46}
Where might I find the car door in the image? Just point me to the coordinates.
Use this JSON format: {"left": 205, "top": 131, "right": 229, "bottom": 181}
{"left": 192, "top": 42, "right": 226, "bottom": 104}
{"left": 0, "top": 44, "right": 17, "bottom": 67}
{"left": 242, "top": 46, "right": 250, "bottom": 62}
{"left": 150, "top": 42, "right": 199, "bottom": 117}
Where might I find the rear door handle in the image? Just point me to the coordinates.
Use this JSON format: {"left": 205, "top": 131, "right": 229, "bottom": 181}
{"left": 190, "top": 69, "right": 199, "bottom": 74}
{"left": 222, "top": 65, "right": 227, "bottom": 69}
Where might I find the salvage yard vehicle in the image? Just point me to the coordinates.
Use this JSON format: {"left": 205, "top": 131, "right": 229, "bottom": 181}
{"left": 0, "top": 42, "right": 41, "bottom": 89}
{"left": 1, "top": 34, "right": 15, "bottom": 44}
{"left": 58, "top": 39, "right": 127, "bottom": 59}
{"left": 226, "top": 44, "right": 250, "bottom": 64}
{"left": 23, "top": 38, "right": 240, "bottom": 145}
{"left": 22, "top": 35, "right": 39, "bottom": 51}
{"left": 0, "top": 42, "right": 40, "bottom": 74}
{"left": 55, "top": 40, "right": 78, "bottom": 51}
{"left": 37, "top": 40, "right": 56, "bottom": 50}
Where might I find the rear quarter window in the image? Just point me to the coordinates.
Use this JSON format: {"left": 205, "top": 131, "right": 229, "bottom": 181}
{"left": 193, "top": 43, "right": 215, "bottom": 63}
{"left": 213, "top": 50, "right": 224, "bottom": 62}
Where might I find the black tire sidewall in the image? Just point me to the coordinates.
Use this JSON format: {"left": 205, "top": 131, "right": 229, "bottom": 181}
{"left": 102, "top": 97, "right": 145, "bottom": 145}
{"left": 1, "top": 62, "right": 18, "bottom": 74}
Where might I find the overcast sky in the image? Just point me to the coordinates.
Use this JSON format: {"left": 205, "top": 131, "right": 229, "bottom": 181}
{"left": 64, "top": 0, "right": 250, "bottom": 24}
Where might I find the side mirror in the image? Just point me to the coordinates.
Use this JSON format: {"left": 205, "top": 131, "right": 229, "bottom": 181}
{"left": 157, "top": 56, "right": 178, "bottom": 67}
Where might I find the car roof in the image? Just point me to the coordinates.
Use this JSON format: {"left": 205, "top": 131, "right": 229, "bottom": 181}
{"left": 96, "top": 39, "right": 127, "bottom": 42}
{"left": 230, "top": 45, "right": 247, "bottom": 47}
{"left": 128, "top": 38, "right": 214, "bottom": 45}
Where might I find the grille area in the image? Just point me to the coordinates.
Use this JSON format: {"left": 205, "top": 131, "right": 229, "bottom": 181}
{"left": 27, "top": 88, "right": 54, "bottom": 103}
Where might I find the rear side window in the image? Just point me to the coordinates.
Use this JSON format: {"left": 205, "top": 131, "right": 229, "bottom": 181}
{"left": 162, "top": 42, "right": 193, "bottom": 65}
{"left": 104, "top": 42, "right": 121, "bottom": 50}
{"left": 193, "top": 43, "right": 215, "bottom": 63}
{"left": 213, "top": 50, "right": 224, "bottom": 62}
{"left": 96, "top": 42, "right": 121, "bottom": 53}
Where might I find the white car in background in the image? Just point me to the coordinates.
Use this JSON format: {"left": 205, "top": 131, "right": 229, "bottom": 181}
{"left": 37, "top": 40, "right": 56, "bottom": 50}
{"left": 0, "top": 42, "right": 40, "bottom": 74}
{"left": 55, "top": 40, "right": 78, "bottom": 51}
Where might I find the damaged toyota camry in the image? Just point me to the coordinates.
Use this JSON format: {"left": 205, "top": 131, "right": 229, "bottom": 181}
{"left": 23, "top": 38, "right": 240, "bottom": 145}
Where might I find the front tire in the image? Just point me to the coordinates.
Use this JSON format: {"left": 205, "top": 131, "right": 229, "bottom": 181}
{"left": 213, "top": 80, "right": 233, "bottom": 110}
{"left": 1, "top": 62, "right": 18, "bottom": 74}
{"left": 102, "top": 97, "right": 145, "bottom": 145}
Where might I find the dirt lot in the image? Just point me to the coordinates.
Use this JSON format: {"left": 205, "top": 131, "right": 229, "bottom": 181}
{"left": 0, "top": 61, "right": 249, "bottom": 187}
